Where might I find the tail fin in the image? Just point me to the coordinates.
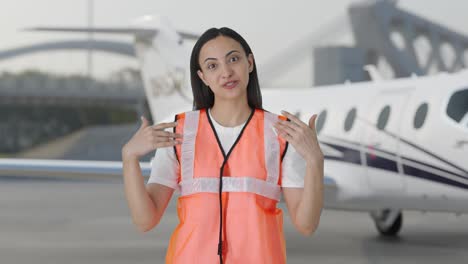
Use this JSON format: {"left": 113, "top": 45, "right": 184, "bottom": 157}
{"left": 132, "top": 15, "right": 194, "bottom": 122}
{"left": 27, "top": 15, "right": 196, "bottom": 123}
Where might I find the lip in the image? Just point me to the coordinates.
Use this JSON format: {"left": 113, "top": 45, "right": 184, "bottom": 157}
{"left": 222, "top": 80, "right": 239, "bottom": 89}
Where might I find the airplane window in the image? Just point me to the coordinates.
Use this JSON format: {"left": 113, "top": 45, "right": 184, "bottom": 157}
{"left": 446, "top": 88, "right": 468, "bottom": 126}
{"left": 316, "top": 110, "right": 327, "bottom": 134}
{"left": 344, "top": 108, "right": 357, "bottom": 132}
{"left": 377, "top": 105, "right": 391, "bottom": 130}
{"left": 414, "top": 103, "right": 428, "bottom": 129}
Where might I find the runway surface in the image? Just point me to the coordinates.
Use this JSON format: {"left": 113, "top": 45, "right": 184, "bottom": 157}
{"left": 1, "top": 178, "right": 468, "bottom": 264}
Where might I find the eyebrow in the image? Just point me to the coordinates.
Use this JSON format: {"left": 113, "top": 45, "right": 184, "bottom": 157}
{"left": 203, "top": 50, "right": 240, "bottom": 64}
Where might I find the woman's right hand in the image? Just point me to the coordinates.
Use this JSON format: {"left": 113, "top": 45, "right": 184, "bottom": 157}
{"left": 122, "top": 116, "right": 182, "bottom": 159}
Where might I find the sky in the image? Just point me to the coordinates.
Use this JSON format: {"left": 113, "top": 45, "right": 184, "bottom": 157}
{"left": 1, "top": 0, "right": 468, "bottom": 87}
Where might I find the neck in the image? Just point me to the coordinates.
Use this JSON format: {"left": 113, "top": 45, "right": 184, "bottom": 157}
{"left": 210, "top": 99, "right": 252, "bottom": 127}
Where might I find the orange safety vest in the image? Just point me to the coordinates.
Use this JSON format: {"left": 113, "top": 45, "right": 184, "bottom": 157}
{"left": 167, "top": 108, "right": 288, "bottom": 264}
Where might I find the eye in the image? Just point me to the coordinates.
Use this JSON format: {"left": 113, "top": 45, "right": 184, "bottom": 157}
{"left": 229, "top": 56, "right": 239, "bottom": 63}
{"left": 207, "top": 63, "right": 216, "bottom": 70}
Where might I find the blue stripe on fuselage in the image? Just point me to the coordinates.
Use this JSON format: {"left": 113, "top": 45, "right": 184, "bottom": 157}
{"left": 320, "top": 138, "right": 468, "bottom": 190}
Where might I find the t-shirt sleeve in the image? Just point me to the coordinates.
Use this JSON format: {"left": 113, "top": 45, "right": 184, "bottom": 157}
{"left": 281, "top": 143, "right": 305, "bottom": 188}
{"left": 146, "top": 146, "right": 180, "bottom": 190}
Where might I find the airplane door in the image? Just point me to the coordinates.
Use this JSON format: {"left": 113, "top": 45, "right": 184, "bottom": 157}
{"left": 361, "top": 91, "right": 410, "bottom": 194}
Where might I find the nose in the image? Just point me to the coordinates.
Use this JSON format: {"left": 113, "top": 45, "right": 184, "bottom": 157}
{"left": 220, "top": 63, "right": 233, "bottom": 79}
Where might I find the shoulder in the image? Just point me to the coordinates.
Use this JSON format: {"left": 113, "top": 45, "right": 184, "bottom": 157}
{"left": 174, "top": 109, "right": 205, "bottom": 137}
{"left": 261, "top": 109, "right": 289, "bottom": 156}
{"left": 175, "top": 109, "right": 204, "bottom": 121}
{"left": 261, "top": 108, "right": 287, "bottom": 122}
{"left": 260, "top": 109, "right": 287, "bottom": 136}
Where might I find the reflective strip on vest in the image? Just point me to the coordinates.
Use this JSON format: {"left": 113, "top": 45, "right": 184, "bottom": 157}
{"left": 180, "top": 176, "right": 281, "bottom": 201}
{"left": 264, "top": 112, "right": 280, "bottom": 185}
{"left": 179, "top": 109, "right": 282, "bottom": 201}
{"left": 181, "top": 110, "right": 200, "bottom": 182}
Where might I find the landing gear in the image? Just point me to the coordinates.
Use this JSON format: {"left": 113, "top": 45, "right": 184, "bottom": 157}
{"left": 370, "top": 209, "right": 402, "bottom": 237}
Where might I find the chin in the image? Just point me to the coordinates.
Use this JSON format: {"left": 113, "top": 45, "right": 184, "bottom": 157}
{"left": 218, "top": 90, "right": 247, "bottom": 102}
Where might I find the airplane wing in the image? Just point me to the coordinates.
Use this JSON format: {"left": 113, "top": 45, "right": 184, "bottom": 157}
{"left": 0, "top": 158, "right": 336, "bottom": 191}
{"left": 26, "top": 27, "right": 157, "bottom": 36}
{"left": 25, "top": 27, "right": 199, "bottom": 40}
{"left": 0, "top": 158, "right": 150, "bottom": 180}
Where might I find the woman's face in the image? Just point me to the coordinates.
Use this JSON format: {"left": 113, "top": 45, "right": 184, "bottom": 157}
{"left": 197, "top": 36, "right": 254, "bottom": 103}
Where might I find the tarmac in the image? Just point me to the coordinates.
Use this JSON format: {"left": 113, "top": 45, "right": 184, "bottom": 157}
{"left": 1, "top": 177, "right": 468, "bottom": 264}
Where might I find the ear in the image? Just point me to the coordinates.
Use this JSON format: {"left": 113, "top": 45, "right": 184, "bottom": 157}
{"left": 197, "top": 70, "right": 209, "bottom": 86}
{"left": 247, "top": 54, "right": 254, "bottom": 73}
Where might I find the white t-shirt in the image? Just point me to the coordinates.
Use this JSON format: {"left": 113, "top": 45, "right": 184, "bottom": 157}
{"left": 147, "top": 109, "right": 306, "bottom": 189}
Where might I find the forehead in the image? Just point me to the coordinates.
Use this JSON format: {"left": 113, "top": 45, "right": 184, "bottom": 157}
{"left": 199, "top": 36, "right": 243, "bottom": 61}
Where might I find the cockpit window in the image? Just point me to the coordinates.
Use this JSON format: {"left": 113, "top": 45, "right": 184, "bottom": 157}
{"left": 446, "top": 89, "right": 468, "bottom": 127}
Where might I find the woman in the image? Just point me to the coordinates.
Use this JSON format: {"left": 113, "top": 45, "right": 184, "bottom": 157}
{"left": 122, "top": 27, "right": 324, "bottom": 264}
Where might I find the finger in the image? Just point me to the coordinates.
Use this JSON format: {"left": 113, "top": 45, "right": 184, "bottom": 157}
{"left": 275, "top": 127, "right": 293, "bottom": 142}
{"left": 277, "top": 119, "right": 300, "bottom": 132}
{"left": 155, "top": 134, "right": 175, "bottom": 144}
{"left": 153, "top": 133, "right": 184, "bottom": 146}
{"left": 281, "top": 110, "right": 307, "bottom": 128}
{"left": 152, "top": 122, "right": 178, "bottom": 130}
{"left": 156, "top": 140, "right": 182, "bottom": 148}
{"left": 153, "top": 137, "right": 172, "bottom": 146}
{"left": 151, "top": 122, "right": 178, "bottom": 130}
{"left": 274, "top": 122, "right": 297, "bottom": 138}
{"left": 308, "top": 114, "right": 318, "bottom": 130}
{"left": 154, "top": 130, "right": 183, "bottom": 138}
{"left": 140, "top": 116, "right": 150, "bottom": 129}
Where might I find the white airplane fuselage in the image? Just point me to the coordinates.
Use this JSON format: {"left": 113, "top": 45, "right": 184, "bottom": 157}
{"left": 262, "top": 75, "right": 468, "bottom": 213}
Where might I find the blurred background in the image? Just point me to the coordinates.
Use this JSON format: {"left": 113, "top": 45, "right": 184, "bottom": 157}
{"left": 1, "top": 0, "right": 468, "bottom": 263}
{"left": 1, "top": 0, "right": 468, "bottom": 159}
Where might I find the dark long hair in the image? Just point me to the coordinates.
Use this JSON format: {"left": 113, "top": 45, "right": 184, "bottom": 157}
{"left": 190, "top": 27, "right": 262, "bottom": 110}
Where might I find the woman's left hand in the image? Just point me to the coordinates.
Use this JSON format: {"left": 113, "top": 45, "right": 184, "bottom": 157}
{"left": 273, "top": 110, "right": 324, "bottom": 162}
